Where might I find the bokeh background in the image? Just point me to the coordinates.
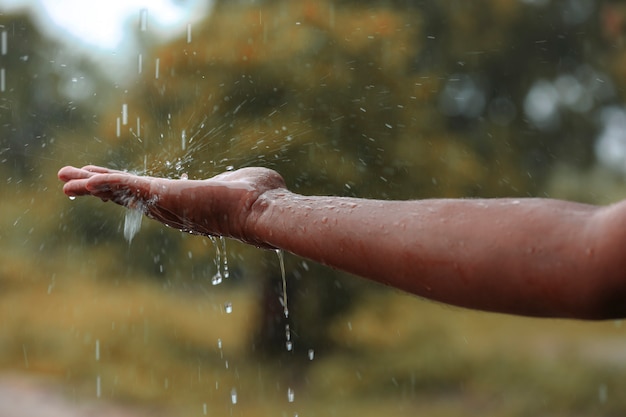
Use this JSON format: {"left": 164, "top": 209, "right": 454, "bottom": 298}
{"left": 2, "top": 0, "right": 626, "bottom": 415}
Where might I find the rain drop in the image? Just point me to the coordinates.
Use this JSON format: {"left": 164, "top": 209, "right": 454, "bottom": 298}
{"left": 211, "top": 273, "right": 223, "bottom": 286}
{"left": 1, "top": 31, "right": 7, "bottom": 55}
{"left": 308, "top": 349, "right": 315, "bottom": 360}
{"left": 230, "top": 388, "right": 238, "bottom": 404}
{"left": 224, "top": 302, "right": 233, "bottom": 314}
{"left": 287, "top": 387, "right": 295, "bottom": 403}
{"left": 139, "top": 8, "right": 148, "bottom": 31}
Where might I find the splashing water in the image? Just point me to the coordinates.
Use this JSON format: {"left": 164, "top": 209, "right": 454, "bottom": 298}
{"left": 123, "top": 206, "right": 143, "bottom": 243}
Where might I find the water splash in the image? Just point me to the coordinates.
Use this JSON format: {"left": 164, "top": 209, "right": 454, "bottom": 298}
{"left": 123, "top": 206, "right": 143, "bottom": 243}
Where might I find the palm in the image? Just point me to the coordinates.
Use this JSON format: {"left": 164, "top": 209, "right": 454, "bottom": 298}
{"left": 58, "top": 165, "right": 285, "bottom": 243}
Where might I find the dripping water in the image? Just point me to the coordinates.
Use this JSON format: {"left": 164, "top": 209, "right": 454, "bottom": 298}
{"left": 276, "top": 249, "right": 288, "bottom": 318}
{"left": 210, "top": 236, "right": 229, "bottom": 285}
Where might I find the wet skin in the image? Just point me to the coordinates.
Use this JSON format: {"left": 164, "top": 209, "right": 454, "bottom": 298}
{"left": 59, "top": 165, "right": 626, "bottom": 320}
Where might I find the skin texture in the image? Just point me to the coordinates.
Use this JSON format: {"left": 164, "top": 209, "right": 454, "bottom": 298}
{"left": 58, "top": 165, "right": 626, "bottom": 320}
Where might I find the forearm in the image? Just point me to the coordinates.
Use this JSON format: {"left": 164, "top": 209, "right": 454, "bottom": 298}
{"left": 250, "top": 190, "right": 626, "bottom": 319}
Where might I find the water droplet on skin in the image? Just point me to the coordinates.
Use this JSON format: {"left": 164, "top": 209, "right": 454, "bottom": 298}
{"left": 180, "top": 173, "right": 188, "bottom": 180}
{"left": 69, "top": 196, "right": 76, "bottom": 200}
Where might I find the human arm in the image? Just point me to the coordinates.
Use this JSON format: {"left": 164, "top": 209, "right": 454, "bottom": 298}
{"left": 58, "top": 165, "right": 626, "bottom": 320}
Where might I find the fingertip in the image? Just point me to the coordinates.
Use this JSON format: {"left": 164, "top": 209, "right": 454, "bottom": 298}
{"left": 57, "top": 166, "right": 76, "bottom": 181}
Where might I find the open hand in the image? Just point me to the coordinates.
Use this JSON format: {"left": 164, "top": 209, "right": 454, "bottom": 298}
{"left": 58, "top": 165, "right": 286, "bottom": 245}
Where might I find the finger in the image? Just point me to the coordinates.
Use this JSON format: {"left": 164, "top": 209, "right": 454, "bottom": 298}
{"left": 58, "top": 166, "right": 95, "bottom": 182}
{"left": 81, "top": 165, "right": 128, "bottom": 175}
{"left": 62, "top": 179, "right": 94, "bottom": 196}
{"left": 85, "top": 174, "right": 152, "bottom": 206}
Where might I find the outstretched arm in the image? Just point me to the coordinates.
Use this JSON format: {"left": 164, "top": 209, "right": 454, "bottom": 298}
{"left": 58, "top": 165, "right": 626, "bottom": 320}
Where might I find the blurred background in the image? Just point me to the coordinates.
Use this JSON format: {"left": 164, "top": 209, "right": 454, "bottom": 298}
{"left": 2, "top": 0, "right": 626, "bottom": 415}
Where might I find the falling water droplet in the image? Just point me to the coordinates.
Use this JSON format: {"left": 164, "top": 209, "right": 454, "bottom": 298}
{"left": 96, "top": 375, "right": 101, "bottom": 398}
{"left": 220, "top": 237, "right": 229, "bottom": 278}
{"left": 139, "top": 8, "right": 148, "bottom": 31}
{"left": 217, "top": 338, "right": 222, "bottom": 349}
{"left": 224, "top": 302, "right": 233, "bottom": 314}
{"left": 95, "top": 339, "right": 100, "bottom": 361}
{"left": 287, "top": 387, "right": 295, "bottom": 403}
{"left": 1, "top": 31, "right": 7, "bottom": 55}
{"left": 187, "top": 23, "right": 192, "bottom": 43}
{"left": 181, "top": 129, "right": 186, "bottom": 151}
{"left": 276, "top": 249, "right": 288, "bottom": 318}
{"left": 308, "top": 349, "right": 315, "bottom": 360}
{"left": 122, "top": 103, "right": 128, "bottom": 125}
{"left": 211, "top": 273, "right": 223, "bottom": 286}
{"left": 137, "top": 53, "right": 143, "bottom": 74}
{"left": 155, "top": 58, "right": 160, "bottom": 79}
{"left": 1, "top": 68, "right": 6, "bottom": 93}
{"left": 230, "top": 388, "right": 238, "bottom": 404}
{"left": 116, "top": 117, "right": 121, "bottom": 137}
